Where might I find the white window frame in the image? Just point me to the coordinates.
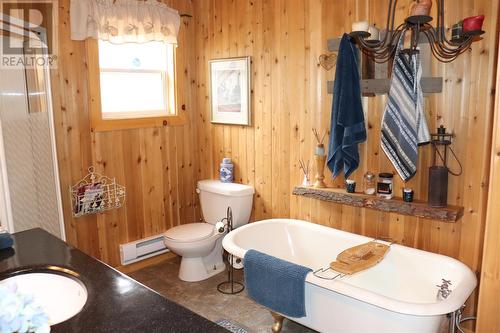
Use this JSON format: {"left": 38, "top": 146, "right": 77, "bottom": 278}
{"left": 86, "top": 39, "right": 182, "bottom": 132}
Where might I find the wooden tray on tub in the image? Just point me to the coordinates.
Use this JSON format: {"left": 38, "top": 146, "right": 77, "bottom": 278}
{"left": 330, "top": 241, "right": 390, "bottom": 275}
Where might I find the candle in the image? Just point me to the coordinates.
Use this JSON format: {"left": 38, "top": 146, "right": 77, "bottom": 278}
{"left": 352, "top": 21, "right": 369, "bottom": 32}
{"left": 463, "top": 15, "right": 485, "bottom": 32}
{"left": 367, "top": 25, "right": 380, "bottom": 40}
{"left": 410, "top": 0, "right": 432, "bottom": 16}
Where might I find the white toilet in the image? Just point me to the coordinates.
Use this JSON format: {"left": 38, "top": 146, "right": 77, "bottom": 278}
{"left": 163, "top": 179, "right": 254, "bottom": 282}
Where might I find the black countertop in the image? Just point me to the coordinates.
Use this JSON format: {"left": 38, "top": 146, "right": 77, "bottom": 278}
{"left": 0, "top": 228, "right": 227, "bottom": 333}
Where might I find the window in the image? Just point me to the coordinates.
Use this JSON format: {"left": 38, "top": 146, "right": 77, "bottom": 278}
{"left": 87, "top": 40, "right": 183, "bottom": 131}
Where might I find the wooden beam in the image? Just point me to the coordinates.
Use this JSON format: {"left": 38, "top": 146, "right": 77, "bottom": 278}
{"left": 327, "top": 30, "right": 436, "bottom": 52}
{"left": 292, "top": 186, "right": 464, "bottom": 222}
{"left": 327, "top": 77, "right": 443, "bottom": 94}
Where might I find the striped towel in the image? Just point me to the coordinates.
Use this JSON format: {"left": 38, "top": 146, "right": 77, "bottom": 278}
{"left": 381, "top": 40, "right": 430, "bottom": 182}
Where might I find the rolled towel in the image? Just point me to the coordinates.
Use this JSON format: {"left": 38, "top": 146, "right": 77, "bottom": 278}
{"left": 0, "top": 231, "right": 14, "bottom": 250}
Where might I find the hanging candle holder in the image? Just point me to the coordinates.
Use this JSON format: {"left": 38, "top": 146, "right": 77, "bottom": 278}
{"left": 349, "top": 0, "right": 485, "bottom": 63}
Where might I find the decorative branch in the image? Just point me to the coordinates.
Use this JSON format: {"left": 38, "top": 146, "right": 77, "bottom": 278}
{"left": 312, "top": 128, "right": 327, "bottom": 145}
{"left": 298, "top": 159, "right": 310, "bottom": 176}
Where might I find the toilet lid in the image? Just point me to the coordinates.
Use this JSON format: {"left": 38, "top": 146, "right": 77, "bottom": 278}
{"left": 164, "top": 223, "right": 215, "bottom": 242}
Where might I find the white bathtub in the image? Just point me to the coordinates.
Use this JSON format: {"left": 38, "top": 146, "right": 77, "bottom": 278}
{"left": 222, "top": 219, "right": 477, "bottom": 333}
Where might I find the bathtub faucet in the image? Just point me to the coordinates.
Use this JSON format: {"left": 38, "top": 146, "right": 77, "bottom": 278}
{"left": 436, "top": 279, "right": 452, "bottom": 299}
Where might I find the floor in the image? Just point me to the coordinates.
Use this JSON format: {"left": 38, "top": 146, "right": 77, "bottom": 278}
{"left": 129, "top": 257, "right": 316, "bottom": 333}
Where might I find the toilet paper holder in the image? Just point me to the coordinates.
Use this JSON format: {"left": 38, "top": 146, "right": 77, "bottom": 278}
{"left": 217, "top": 207, "right": 245, "bottom": 295}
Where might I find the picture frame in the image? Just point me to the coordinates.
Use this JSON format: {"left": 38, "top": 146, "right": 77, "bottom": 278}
{"left": 209, "top": 57, "right": 251, "bottom": 125}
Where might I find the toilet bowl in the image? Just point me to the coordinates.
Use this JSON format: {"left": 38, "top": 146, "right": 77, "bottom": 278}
{"left": 163, "top": 180, "right": 254, "bottom": 282}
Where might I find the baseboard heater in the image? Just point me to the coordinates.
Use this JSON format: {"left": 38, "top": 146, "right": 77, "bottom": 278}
{"left": 119, "top": 234, "right": 169, "bottom": 265}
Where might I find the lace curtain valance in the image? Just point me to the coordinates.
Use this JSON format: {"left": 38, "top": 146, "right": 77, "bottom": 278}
{"left": 70, "top": 0, "right": 180, "bottom": 44}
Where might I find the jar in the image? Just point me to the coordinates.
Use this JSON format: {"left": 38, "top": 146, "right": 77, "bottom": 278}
{"left": 220, "top": 158, "right": 234, "bottom": 183}
{"left": 363, "top": 172, "right": 376, "bottom": 195}
{"left": 403, "top": 188, "right": 414, "bottom": 202}
{"left": 346, "top": 179, "right": 356, "bottom": 193}
{"left": 377, "top": 173, "right": 393, "bottom": 199}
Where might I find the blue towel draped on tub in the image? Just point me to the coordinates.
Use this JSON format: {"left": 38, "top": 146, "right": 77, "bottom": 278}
{"left": 327, "top": 33, "right": 367, "bottom": 179}
{"left": 244, "top": 249, "right": 312, "bottom": 318}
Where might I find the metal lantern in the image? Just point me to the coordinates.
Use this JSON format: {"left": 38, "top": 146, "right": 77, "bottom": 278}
{"left": 428, "top": 126, "right": 462, "bottom": 207}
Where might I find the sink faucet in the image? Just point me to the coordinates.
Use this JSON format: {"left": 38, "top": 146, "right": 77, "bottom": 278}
{"left": 437, "top": 279, "right": 452, "bottom": 299}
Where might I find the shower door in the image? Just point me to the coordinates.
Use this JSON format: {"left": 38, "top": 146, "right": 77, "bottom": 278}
{"left": 0, "top": 33, "right": 64, "bottom": 239}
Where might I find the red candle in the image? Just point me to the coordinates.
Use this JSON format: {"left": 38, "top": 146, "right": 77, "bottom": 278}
{"left": 463, "top": 15, "right": 485, "bottom": 32}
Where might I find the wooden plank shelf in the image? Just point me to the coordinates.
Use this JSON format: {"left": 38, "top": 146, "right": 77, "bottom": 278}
{"left": 292, "top": 186, "right": 464, "bottom": 223}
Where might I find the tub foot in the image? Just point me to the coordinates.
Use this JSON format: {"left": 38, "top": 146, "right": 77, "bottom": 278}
{"left": 271, "top": 312, "right": 284, "bottom": 333}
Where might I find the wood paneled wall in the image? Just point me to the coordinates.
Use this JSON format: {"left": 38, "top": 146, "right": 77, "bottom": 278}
{"left": 51, "top": 0, "right": 199, "bottom": 267}
{"left": 192, "top": 0, "right": 499, "bottom": 315}
{"left": 50, "top": 0, "right": 499, "bottom": 321}
{"left": 477, "top": 37, "right": 500, "bottom": 332}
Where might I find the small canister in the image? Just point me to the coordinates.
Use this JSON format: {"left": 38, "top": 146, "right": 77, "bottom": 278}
{"left": 377, "top": 173, "right": 393, "bottom": 199}
{"left": 220, "top": 158, "right": 234, "bottom": 183}
{"left": 346, "top": 179, "right": 356, "bottom": 193}
{"left": 403, "top": 188, "right": 414, "bottom": 202}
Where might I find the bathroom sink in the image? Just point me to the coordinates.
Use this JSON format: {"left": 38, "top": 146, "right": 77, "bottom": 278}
{"left": 0, "top": 271, "right": 88, "bottom": 325}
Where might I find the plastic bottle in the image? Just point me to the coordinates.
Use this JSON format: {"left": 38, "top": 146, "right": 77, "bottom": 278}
{"left": 220, "top": 158, "right": 234, "bottom": 183}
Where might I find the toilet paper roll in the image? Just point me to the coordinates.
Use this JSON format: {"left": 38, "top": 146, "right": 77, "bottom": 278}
{"left": 228, "top": 254, "right": 244, "bottom": 269}
{"left": 215, "top": 222, "right": 225, "bottom": 234}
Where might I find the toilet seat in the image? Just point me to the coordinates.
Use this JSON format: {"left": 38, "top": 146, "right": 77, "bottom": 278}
{"left": 164, "top": 223, "right": 215, "bottom": 243}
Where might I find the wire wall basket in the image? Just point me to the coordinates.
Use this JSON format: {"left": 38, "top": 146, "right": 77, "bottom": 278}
{"left": 70, "top": 166, "right": 126, "bottom": 218}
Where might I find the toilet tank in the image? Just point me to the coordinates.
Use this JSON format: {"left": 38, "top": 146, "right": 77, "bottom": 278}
{"left": 197, "top": 180, "right": 254, "bottom": 228}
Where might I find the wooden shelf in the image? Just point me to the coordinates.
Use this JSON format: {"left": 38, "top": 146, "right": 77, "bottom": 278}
{"left": 292, "top": 186, "right": 464, "bottom": 223}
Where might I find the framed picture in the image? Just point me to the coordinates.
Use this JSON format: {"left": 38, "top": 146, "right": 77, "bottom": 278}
{"left": 209, "top": 57, "right": 251, "bottom": 125}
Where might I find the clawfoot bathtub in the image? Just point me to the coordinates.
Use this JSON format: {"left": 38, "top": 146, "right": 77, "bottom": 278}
{"left": 222, "top": 219, "right": 476, "bottom": 333}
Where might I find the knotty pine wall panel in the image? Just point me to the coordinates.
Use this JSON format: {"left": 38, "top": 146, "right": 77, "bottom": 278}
{"left": 477, "top": 36, "right": 500, "bottom": 332}
{"left": 192, "top": 0, "right": 499, "bottom": 317}
{"left": 51, "top": 0, "right": 199, "bottom": 267}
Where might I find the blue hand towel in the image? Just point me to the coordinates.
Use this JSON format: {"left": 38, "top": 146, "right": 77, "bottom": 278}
{"left": 244, "top": 249, "right": 311, "bottom": 318}
{"left": 0, "top": 232, "right": 14, "bottom": 250}
{"left": 327, "top": 33, "right": 367, "bottom": 179}
{"left": 381, "top": 37, "right": 430, "bottom": 181}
